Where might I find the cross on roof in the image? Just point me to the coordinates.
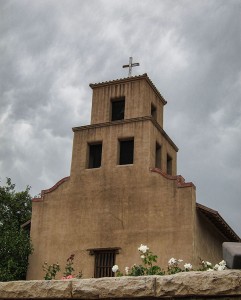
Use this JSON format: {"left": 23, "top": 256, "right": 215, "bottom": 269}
{"left": 122, "top": 57, "right": 140, "bottom": 77}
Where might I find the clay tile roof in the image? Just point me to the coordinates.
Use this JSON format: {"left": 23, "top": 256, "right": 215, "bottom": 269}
{"left": 89, "top": 73, "right": 167, "bottom": 105}
{"left": 196, "top": 203, "right": 241, "bottom": 242}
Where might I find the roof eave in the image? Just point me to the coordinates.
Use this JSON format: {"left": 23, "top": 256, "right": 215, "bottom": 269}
{"left": 196, "top": 203, "right": 241, "bottom": 242}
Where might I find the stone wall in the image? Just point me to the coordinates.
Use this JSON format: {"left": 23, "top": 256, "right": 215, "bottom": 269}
{"left": 1, "top": 270, "right": 241, "bottom": 299}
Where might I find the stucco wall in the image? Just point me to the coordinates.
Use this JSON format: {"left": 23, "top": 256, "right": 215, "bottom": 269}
{"left": 90, "top": 78, "right": 164, "bottom": 127}
{"left": 28, "top": 170, "right": 196, "bottom": 279}
{"left": 28, "top": 180, "right": 195, "bottom": 279}
{"left": 194, "top": 211, "right": 228, "bottom": 265}
{"left": 28, "top": 117, "right": 194, "bottom": 280}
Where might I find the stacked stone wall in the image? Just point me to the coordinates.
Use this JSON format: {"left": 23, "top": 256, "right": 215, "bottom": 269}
{"left": 1, "top": 270, "right": 241, "bottom": 299}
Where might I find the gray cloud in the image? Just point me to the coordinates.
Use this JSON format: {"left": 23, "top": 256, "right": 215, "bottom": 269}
{"left": 0, "top": 0, "right": 241, "bottom": 235}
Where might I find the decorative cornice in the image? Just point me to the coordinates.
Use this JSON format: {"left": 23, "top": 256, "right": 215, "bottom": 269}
{"left": 73, "top": 116, "right": 178, "bottom": 152}
{"left": 89, "top": 73, "right": 167, "bottom": 105}
{"left": 150, "top": 167, "right": 195, "bottom": 189}
{"left": 150, "top": 118, "right": 179, "bottom": 151}
{"left": 32, "top": 176, "right": 70, "bottom": 202}
{"left": 73, "top": 116, "right": 150, "bottom": 131}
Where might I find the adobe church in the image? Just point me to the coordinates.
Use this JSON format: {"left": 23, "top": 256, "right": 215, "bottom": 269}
{"left": 28, "top": 72, "right": 240, "bottom": 279}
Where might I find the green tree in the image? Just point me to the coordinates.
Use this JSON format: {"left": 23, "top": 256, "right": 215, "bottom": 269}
{"left": 0, "top": 178, "right": 33, "bottom": 281}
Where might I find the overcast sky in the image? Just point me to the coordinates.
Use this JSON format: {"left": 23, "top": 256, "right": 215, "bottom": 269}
{"left": 1, "top": 0, "right": 241, "bottom": 236}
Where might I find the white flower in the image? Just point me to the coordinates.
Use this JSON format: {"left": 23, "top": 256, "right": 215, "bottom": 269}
{"left": 112, "top": 265, "right": 119, "bottom": 273}
{"left": 219, "top": 260, "right": 226, "bottom": 267}
{"left": 214, "top": 260, "right": 226, "bottom": 271}
{"left": 140, "top": 254, "right": 145, "bottom": 259}
{"left": 138, "top": 244, "right": 149, "bottom": 253}
{"left": 217, "top": 265, "right": 225, "bottom": 271}
{"left": 168, "top": 258, "right": 177, "bottom": 266}
{"left": 202, "top": 261, "right": 212, "bottom": 268}
{"left": 218, "top": 264, "right": 226, "bottom": 271}
{"left": 125, "top": 267, "right": 129, "bottom": 275}
{"left": 184, "top": 263, "right": 192, "bottom": 270}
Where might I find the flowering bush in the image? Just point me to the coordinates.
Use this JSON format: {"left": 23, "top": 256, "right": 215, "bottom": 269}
{"left": 112, "top": 244, "right": 228, "bottom": 277}
{"left": 42, "top": 254, "right": 82, "bottom": 280}
{"left": 213, "top": 260, "right": 227, "bottom": 271}
{"left": 167, "top": 258, "right": 183, "bottom": 274}
{"left": 198, "top": 259, "right": 213, "bottom": 271}
{"left": 42, "top": 262, "right": 60, "bottom": 280}
{"left": 183, "top": 263, "right": 193, "bottom": 271}
{"left": 198, "top": 259, "right": 227, "bottom": 272}
{"left": 112, "top": 244, "right": 164, "bottom": 276}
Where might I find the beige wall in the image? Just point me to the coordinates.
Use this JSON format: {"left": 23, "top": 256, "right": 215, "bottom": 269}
{"left": 28, "top": 119, "right": 195, "bottom": 280}
{"left": 194, "top": 212, "right": 228, "bottom": 266}
{"left": 90, "top": 78, "right": 164, "bottom": 127}
{"left": 71, "top": 118, "right": 177, "bottom": 177}
{"left": 28, "top": 168, "right": 196, "bottom": 279}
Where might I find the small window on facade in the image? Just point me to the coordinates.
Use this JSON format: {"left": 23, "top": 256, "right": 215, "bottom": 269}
{"left": 151, "top": 103, "right": 157, "bottom": 120}
{"left": 111, "top": 97, "right": 125, "bottom": 121}
{"left": 88, "top": 143, "right": 102, "bottom": 168}
{"left": 88, "top": 248, "right": 120, "bottom": 278}
{"left": 167, "top": 154, "right": 172, "bottom": 175}
{"left": 155, "top": 142, "right": 161, "bottom": 169}
{"left": 119, "top": 139, "right": 134, "bottom": 165}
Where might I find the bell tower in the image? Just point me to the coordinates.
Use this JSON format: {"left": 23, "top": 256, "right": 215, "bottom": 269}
{"left": 72, "top": 73, "right": 177, "bottom": 176}
{"left": 90, "top": 73, "right": 166, "bottom": 126}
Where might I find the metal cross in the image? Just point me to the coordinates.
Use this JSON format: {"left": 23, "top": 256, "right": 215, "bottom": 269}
{"left": 122, "top": 57, "right": 140, "bottom": 77}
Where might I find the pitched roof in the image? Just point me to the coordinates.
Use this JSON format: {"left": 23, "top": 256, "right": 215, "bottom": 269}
{"left": 89, "top": 73, "right": 167, "bottom": 105}
{"left": 196, "top": 203, "right": 241, "bottom": 242}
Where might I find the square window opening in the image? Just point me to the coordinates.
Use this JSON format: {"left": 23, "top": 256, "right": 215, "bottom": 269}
{"left": 167, "top": 154, "right": 172, "bottom": 175}
{"left": 94, "top": 250, "right": 116, "bottom": 278}
{"left": 88, "top": 248, "right": 120, "bottom": 278}
{"left": 119, "top": 139, "right": 134, "bottom": 165}
{"left": 88, "top": 143, "right": 102, "bottom": 169}
{"left": 155, "top": 142, "right": 162, "bottom": 169}
{"left": 111, "top": 97, "right": 125, "bottom": 121}
{"left": 151, "top": 103, "right": 157, "bottom": 120}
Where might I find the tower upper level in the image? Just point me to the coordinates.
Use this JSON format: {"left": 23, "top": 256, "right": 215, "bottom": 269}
{"left": 89, "top": 73, "right": 167, "bottom": 127}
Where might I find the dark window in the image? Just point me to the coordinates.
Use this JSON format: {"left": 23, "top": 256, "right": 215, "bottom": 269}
{"left": 155, "top": 143, "right": 161, "bottom": 169}
{"left": 111, "top": 97, "right": 125, "bottom": 121}
{"left": 88, "top": 143, "right": 102, "bottom": 168}
{"left": 88, "top": 248, "right": 120, "bottom": 278}
{"left": 119, "top": 139, "right": 134, "bottom": 165}
{"left": 167, "top": 154, "right": 172, "bottom": 175}
{"left": 151, "top": 104, "right": 157, "bottom": 120}
{"left": 94, "top": 250, "right": 116, "bottom": 278}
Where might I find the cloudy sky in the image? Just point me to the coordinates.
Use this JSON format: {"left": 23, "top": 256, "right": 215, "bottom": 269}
{"left": 1, "top": 0, "right": 241, "bottom": 236}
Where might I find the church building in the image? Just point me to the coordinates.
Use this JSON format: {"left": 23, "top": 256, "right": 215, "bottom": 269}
{"left": 28, "top": 73, "right": 240, "bottom": 279}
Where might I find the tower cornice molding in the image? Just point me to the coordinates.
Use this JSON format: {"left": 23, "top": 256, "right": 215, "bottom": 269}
{"left": 89, "top": 73, "right": 167, "bottom": 105}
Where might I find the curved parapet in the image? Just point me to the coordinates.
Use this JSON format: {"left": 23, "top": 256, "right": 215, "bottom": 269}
{"left": 32, "top": 176, "right": 70, "bottom": 202}
{"left": 150, "top": 168, "right": 196, "bottom": 189}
